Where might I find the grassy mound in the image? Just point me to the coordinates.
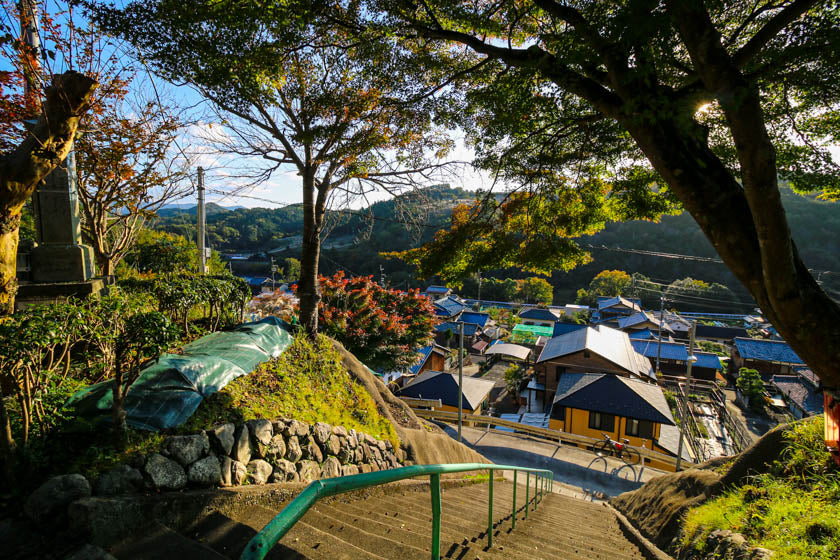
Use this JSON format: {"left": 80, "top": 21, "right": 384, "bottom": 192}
{"left": 681, "top": 416, "right": 839, "bottom": 559}
{"left": 183, "top": 333, "right": 399, "bottom": 448}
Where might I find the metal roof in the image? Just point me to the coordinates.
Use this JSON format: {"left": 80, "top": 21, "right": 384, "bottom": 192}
{"left": 425, "top": 285, "right": 450, "bottom": 293}
{"left": 597, "top": 296, "right": 642, "bottom": 312}
{"left": 537, "top": 326, "right": 654, "bottom": 380}
{"left": 771, "top": 375, "right": 823, "bottom": 415}
{"left": 553, "top": 322, "right": 587, "bottom": 337}
{"left": 433, "top": 296, "right": 468, "bottom": 317}
{"left": 630, "top": 340, "right": 722, "bottom": 370}
{"left": 518, "top": 308, "right": 561, "bottom": 321}
{"left": 460, "top": 311, "right": 490, "bottom": 328}
{"left": 513, "top": 323, "right": 555, "bottom": 336}
{"left": 484, "top": 343, "right": 531, "bottom": 361}
{"left": 399, "top": 370, "right": 495, "bottom": 410}
{"left": 435, "top": 321, "right": 480, "bottom": 337}
{"left": 629, "top": 328, "right": 656, "bottom": 340}
{"left": 694, "top": 324, "right": 748, "bottom": 340}
{"left": 734, "top": 337, "right": 804, "bottom": 364}
{"left": 551, "top": 373, "right": 675, "bottom": 426}
{"left": 617, "top": 311, "right": 673, "bottom": 333}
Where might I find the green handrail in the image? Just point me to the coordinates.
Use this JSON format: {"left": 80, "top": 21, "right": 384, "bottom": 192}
{"left": 240, "top": 463, "right": 554, "bottom": 560}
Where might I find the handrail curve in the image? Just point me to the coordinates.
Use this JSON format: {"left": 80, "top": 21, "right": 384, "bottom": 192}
{"left": 240, "top": 462, "right": 554, "bottom": 560}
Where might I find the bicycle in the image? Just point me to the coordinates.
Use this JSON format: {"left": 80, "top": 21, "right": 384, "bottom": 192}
{"left": 595, "top": 433, "right": 641, "bottom": 465}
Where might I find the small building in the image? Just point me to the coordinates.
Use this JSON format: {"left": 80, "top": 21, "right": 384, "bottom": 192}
{"left": 399, "top": 370, "right": 496, "bottom": 414}
{"left": 423, "top": 285, "right": 452, "bottom": 299}
{"left": 435, "top": 321, "right": 481, "bottom": 348}
{"left": 548, "top": 373, "right": 681, "bottom": 471}
{"left": 693, "top": 324, "right": 748, "bottom": 344}
{"left": 382, "top": 344, "right": 449, "bottom": 387}
{"left": 518, "top": 307, "right": 562, "bottom": 327}
{"left": 460, "top": 311, "right": 491, "bottom": 330}
{"left": 530, "top": 325, "right": 654, "bottom": 413}
{"left": 771, "top": 368, "right": 824, "bottom": 419}
{"left": 564, "top": 303, "right": 590, "bottom": 317}
{"left": 433, "top": 296, "right": 469, "bottom": 319}
{"left": 731, "top": 337, "right": 805, "bottom": 380}
{"left": 616, "top": 311, "right": 674, "bottom": 335}
{"left": 630, "top": 339, "right": 722, "bottom": 381}
{"left": 592, "top": 296, "right": 642, "bottom": 324}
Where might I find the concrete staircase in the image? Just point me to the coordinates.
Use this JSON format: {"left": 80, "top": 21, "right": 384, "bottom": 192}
{"left": 112, "top": 481, "right": 647, "bottom": 559}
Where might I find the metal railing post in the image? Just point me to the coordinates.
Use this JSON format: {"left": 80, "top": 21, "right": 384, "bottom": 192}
{"left": 533, "top": 474, "right": 538, "bottom": 511}
{"left": 487, "top": 473, "right": 494, "bottom": 548}
{"left": 512, "top": 471, "right": 517, "bottom": 530}
{"left": 430, "top": 474, "right": 441, "bottom": 560}
{"left": 525, "top": 472, "right": 530, "bottom": 519}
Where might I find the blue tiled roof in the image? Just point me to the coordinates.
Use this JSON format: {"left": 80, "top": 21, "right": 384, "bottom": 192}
{"left": 629, "top": 328, "right": 655, "bottom": 340}
{"left": 552, "top": 322, "right": 587, "bottom": 338}
{"left": 408, "top": 345, "right": 434, "bottom": 376}
{"left": 434, "top": 296, "right": 468, "bottom": 317}
{"left": 519, "top": 308, "right": 560, "bottom": 321}
{"left": 435, "top": 321, "right": 480, "bottom": 337}
{"left": 597, "top": 296, "right": 642, "bottom": 311}
{"left": 734, "top": 337, "right": 804, "bottom": 365}
{"left": 460, "top": 311, "right": 489, "bottom": 328}
{"left": 630, "top": 340, "right": 722, "bottom": 370}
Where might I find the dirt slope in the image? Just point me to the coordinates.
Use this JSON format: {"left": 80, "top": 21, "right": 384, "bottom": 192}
{"left": 331, "top": 339, "right": 489, "bottom": 466}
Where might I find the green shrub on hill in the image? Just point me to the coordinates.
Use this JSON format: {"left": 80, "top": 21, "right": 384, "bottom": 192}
{"left": 184, "top": 334, "right": 399, "bottom": 448}
{"left": 682, "top": 416, "right": 840, "bottom": 559}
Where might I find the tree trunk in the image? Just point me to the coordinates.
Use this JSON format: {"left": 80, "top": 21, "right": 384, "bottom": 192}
{"left": 0, "top": 382, "right": 17, "bottom": 485}
{"left": 298, "top": 171, "right": 324, "bottom": 337}
{"left": 0, "top": 71, "right": 97, "bottom": 313}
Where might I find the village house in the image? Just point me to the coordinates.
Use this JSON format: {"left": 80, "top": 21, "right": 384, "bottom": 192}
{"left": 547, "top": 373, "right": 684, "bottom": 470}
{"left": 771, "top": 368, "right": 824, "bottom": 419}
{"left": 591, "top": 296, "right": 643, "bottom": 325}
{"left": 630, "top": 339, "right": 723, "bottom": 381}
{"left": 527, "top": 325, "right": 654, "bottom": 413}
{"left": 381, "top": 344, "right": 448, "bottom": 387}
{"left": 731, "top": 337, "right": 805, "bottom": 380}
{"left": 398, "top": 370, "right": 496, "bottom": 415}
{"left": 422, "top": 285, "right": 452, "bottom": 299}
{"left": 616, "top": 311, "right": 674, "bottom": 336}
{"left": 693, "top": 324, "right": 748, "bottom": 344}
{"left": 518, "top": 307, "right": 563, "bottom": 327}
{"left": 433, "top": 295, "right": 469, "bottom": 319}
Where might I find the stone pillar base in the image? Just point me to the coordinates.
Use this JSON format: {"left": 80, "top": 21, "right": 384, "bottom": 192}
{"left": 30, "top": 243, "right": 95, "bottom": 283}
{"left": 16, "top": 278, "right": 105, "bottom": 310}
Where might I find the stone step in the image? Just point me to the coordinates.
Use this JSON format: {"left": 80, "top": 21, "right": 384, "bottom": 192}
{"left": 112, "top": 522, "right": 229, "bottom": 560}
{"left": 136, "top": 478, "right": 648, "bottom": 560}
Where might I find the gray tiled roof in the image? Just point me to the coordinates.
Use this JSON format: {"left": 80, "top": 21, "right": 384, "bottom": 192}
{"left": 537, "top": 325, "right": 654, "bottom": 380}
{"left": 400, "top": 370, "right": 495, "bottom": 410}
{"left": 551, "top": 373, "right": 675, "bottom": 425}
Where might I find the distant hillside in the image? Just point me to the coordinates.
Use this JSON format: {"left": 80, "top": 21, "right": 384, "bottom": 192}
{"left": 157, "top": 202, "right": 236, "bottom": 217}
{"left": 151, "top": 185, "right": 840, "bottom": 308}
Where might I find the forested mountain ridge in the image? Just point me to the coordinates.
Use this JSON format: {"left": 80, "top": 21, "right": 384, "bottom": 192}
{"left": 152, "top": 185, "right": 840, "bottom": 306}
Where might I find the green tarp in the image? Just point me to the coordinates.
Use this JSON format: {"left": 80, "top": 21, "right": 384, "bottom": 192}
{"left": 65, "top": 316, "right": 293, "bottom": 431}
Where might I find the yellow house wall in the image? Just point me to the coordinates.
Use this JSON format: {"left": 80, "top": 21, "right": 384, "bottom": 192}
{"left": 439, "top": 403, "right": 482, "bottom": 415}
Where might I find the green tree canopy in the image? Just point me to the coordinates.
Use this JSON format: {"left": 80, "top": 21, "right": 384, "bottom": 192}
{"left": 576, "top": 269, "right": 632, "bottom": 305}
{"left": 366, "top": 0, "right": 840, "bottom": 388}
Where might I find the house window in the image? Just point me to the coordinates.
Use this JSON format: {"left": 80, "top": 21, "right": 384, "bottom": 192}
{"left": 625, "top": 418, "right": 654, "bottom": 439}
{"left": 588, "top": 411, "right": 615, "bottom": 432}
{"left": 583, "top": 350, "right": 591, "bottom": 359}
{"left": 551, "top": 406, "right": 566, "bottom": 421}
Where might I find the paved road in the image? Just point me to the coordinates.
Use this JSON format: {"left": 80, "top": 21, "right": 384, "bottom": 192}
{"left": 436, "top": 423, "right": 668, "bottom": 501}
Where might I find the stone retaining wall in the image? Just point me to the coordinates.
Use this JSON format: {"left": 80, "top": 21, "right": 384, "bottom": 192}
{"left": 95, "top": 419, "right": 409, "bottom": 496}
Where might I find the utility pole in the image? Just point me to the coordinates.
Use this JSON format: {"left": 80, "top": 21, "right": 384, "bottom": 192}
{"left": 458, "top": 321, "right": 464, "bottom": 443}
{"left": 675, "top": 320, "right": 697, "bottom": 471}
{"left": 20, "top": 0, "right": 41, "bottom": 113}
{"left": 197, "top": 167, "right": 206, "bottom": 274}
{"left": 656, "top": 296, "right": 665, "bottom": 374}
{"left": 380, "top": 264, "right": 385, "bottom": 287}
{"left": 270, "top": 256, "right": 276, "bottom": 289}
{"left": 477, "top": 271, "right": 482, "bottom": 303}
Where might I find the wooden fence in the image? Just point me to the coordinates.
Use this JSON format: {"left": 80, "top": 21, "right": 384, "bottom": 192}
{"left": 410, "top": 408, "right": 685, "bottom": 471}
